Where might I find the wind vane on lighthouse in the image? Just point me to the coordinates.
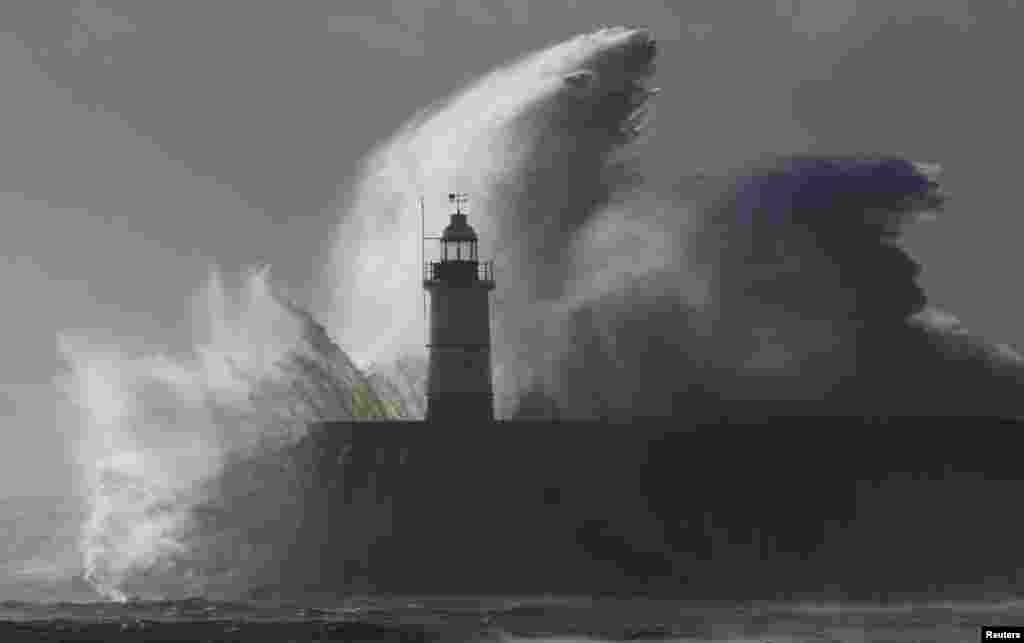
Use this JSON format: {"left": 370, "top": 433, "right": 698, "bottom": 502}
{"left": 449, "top": 192, "right": 469, "bottom": 213}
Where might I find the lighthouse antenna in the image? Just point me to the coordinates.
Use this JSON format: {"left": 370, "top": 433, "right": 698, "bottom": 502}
{"left": 421, "top": 194, "right": 427, "bottom": 350}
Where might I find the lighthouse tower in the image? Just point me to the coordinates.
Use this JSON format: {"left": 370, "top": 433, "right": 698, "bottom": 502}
{"left": 422, "top": 194, "right": 496, "bottom": 423}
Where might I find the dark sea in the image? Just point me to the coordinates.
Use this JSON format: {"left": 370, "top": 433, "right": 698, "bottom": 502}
{"left": 4, "top": 496, "right": 1024, "bottom": 640}
{"left": 1, "top": 595, "right": 1020, "bottom": 641}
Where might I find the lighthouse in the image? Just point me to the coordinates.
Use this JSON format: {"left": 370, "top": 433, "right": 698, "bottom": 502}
{"left": 422, "top": 193, "right": 496, "bottom": 423}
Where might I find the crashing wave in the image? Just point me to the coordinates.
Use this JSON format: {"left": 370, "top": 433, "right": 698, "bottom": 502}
{"left": 60, "top": 267, "right": 403, "bottom": 600}
{"left": 323, "top": 27, "right": 659, "bottom": 417}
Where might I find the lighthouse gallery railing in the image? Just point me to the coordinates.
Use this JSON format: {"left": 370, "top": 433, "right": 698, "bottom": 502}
{"left": 423, "top": 261, "right": 494, "bottom": 283}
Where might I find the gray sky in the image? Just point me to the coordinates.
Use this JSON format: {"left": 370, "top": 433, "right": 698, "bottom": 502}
{"left": 0, "top": 1, "right": 1021, "bottom": 495}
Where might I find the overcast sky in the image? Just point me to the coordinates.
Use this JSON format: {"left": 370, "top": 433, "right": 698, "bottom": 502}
{"left": 1, "top": 1, "right": 1021, "bottom": 495}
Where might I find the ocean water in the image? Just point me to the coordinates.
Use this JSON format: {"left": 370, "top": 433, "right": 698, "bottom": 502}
{"left": 0, "top": 595, "right": 1018, "bottom": 641}
{"left": 3, "top": 493, "right": 1022, "bottom": 639}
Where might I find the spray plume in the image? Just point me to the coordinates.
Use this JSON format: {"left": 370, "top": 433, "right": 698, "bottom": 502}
{"left": 59, "top": 266, "right": 396, "bottom": 600}
{"left": 324, "top": 27, "right": 659, "bottom": 416}
{"left": 556, "top": 154, "right": 1024, "bottom": 418}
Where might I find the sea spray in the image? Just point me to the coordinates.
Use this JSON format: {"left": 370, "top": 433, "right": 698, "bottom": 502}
{"left": 60, "top": 267, "right": 395, "bottom": 600}
{"left": 555, "top": 154, "right": 1024, "bottom": 417}
{"left": 323, "top": 27, "right": 659, "bottom": 417}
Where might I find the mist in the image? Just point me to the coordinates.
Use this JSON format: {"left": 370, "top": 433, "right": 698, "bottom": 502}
{"left": 56, "top": 267, "right": 404, "bottom": 600}
{"left": 323, "top": 27, "right": 658, "bottom": 416}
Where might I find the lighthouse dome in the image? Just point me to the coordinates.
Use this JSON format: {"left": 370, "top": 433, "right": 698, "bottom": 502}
{"left": 442, "top": 213, "right": 478, "bottom": 242}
